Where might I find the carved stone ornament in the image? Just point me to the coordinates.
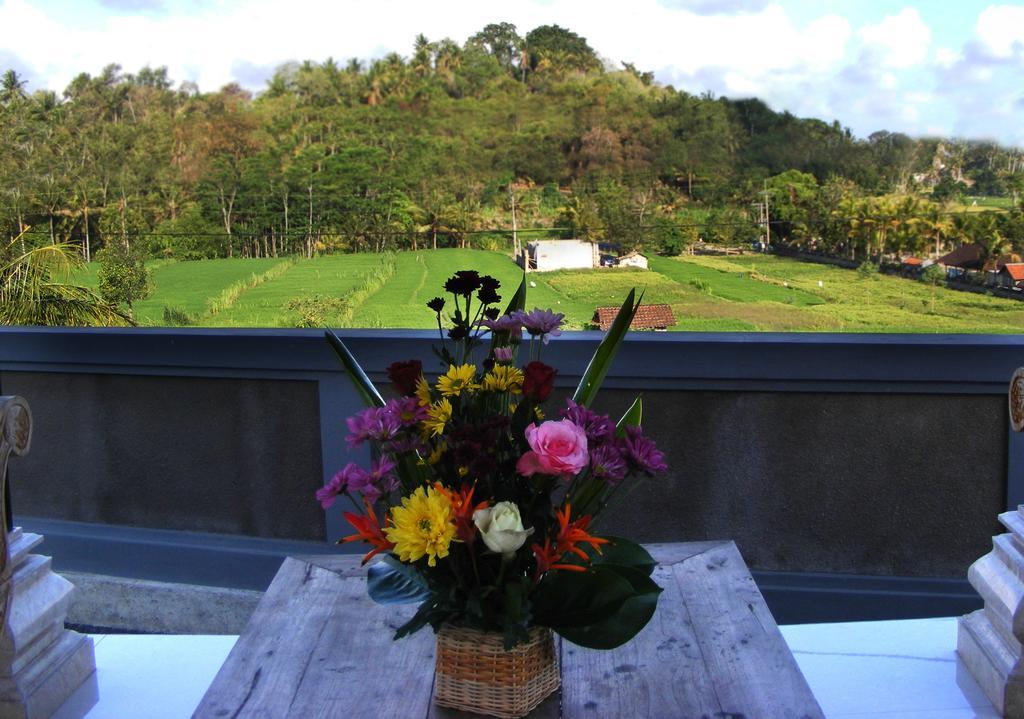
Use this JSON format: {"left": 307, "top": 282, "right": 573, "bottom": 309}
{"left": 1011, "top": 367, "right": 1024, "bottom": 433}
{"left": 0, "top": 397, "right": 95, "bottom": 719}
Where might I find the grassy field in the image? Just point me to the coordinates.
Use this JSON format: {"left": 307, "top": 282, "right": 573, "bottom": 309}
{"left": 69, "top": 249, "right": 1024, "bottom": 333}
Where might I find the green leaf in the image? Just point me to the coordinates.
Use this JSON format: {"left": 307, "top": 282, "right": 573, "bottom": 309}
{"left": 324, "top": 329, "right": 385, "bottom": 408}
{"left": 532, "top": 564, "right": 635, "bottom": 628}
{"left": 504, "top": 272, "right": 528, "bottom": 316}
{"left": 615, "top": 397, "right": 643, "bottom": 437}
{"left": 393, "top": 597, "right": 438, "bottom": 639}
{"left": 572, "top": 289, "right": 643, "bottom": 408}
{"left": 592, "top": 536, "right": 657, "bottom": 576}
{"left": 555, "top": 564, "right": 662, "bottom": 650}
{"left": 367, "top": 556, "right": 431, "bottom": 605}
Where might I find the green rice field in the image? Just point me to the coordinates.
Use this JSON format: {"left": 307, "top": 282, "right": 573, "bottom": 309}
{"left": 70, "top": 249, "right": 1024, "bottom": 333}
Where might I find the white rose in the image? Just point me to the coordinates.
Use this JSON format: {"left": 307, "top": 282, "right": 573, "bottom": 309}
{"left": 473, "top": 502, "right": 533, "bottom": 559}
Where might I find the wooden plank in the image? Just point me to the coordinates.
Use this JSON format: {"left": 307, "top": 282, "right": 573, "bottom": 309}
{"left": 561, "top": 563, "right": 720, "bottom": 718}
{"left": 645, "top": 540, "right": 727, "bottom": 567}
{"left": 199, "top": 542, "right": 822, "bottom": 719}
{"left": 671, "top": 542, "right": 824, "bottom": 719}
{"left": 193, "top": 556, "right": 435, "bottom": 718}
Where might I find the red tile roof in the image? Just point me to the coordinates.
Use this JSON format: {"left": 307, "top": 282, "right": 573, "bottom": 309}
{"left": 1004, "top": 263, "right": 1024, "bottom": 281}
{"left": 593, "top": 304, "right": 676, "bottom": 331}
{"left": 901, "top": 257, "right": 923, "bottom": 266}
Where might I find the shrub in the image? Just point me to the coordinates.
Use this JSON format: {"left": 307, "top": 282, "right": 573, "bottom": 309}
{"left": 162, "top": 306, "right": 194, "bottom": 326}
{"left": 286, "top": 295, "right": 348, "bottom": 328}
{"left": 919, "top": 264, "right": 946, "bottom": 285}
{"left": 857, "top": 261, "right": 879, "bottom": 279}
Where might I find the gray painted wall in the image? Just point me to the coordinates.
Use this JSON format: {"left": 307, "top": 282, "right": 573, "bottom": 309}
{"left": 1, "top": 368, "right": 1005, "bottom": 579}
{"left": 2, "top": 371, "right": 325, "bottom": 541}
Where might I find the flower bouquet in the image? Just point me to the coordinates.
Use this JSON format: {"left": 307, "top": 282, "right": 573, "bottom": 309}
{"left": 320, "top": 270, "right": 666, "bottom": 719}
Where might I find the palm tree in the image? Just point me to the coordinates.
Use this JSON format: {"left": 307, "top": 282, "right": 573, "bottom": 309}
{"left": 0, "top": 70, "right": 27, "bottom": 105}
{"left": 1, "top": 229, "right": 131, "bottom": 326}
{"left": 972, "top": 213, "right": 1011, "bottom": 271}
{"left": 922, "top": 205, "right": 951, "bottom": 258}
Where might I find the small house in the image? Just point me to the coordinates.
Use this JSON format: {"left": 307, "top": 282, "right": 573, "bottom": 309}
{"left": 938, "top": 244, "right": 985, "bottom": 271}
{"left": 593, "top": 304, "right": 675, "bottom": 331}
{"left": 518, "top": 239, "right": 598, "bottom": 272}
{"left": 616, "top": 251, "right": 649, "bottom": 270}
{"left": 998, "top": 263, "right": 1024, "bottom": 291}
{"left": 899, "top": 257, "right": 924, "bottom": 277}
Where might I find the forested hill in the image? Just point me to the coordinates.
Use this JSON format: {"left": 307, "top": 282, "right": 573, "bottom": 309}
{"left": 2, "top": 21, "right": 1023, "bottom": 263}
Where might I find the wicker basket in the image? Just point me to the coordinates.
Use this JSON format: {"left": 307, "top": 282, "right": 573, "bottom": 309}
{"left": 433, "top": 624, "right": 560, "bottom": 718}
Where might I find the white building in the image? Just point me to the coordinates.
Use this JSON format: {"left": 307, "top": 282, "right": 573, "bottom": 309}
{"left": 519, "top": 239, "right": 599, "bottom": 272}
{"left": 616, "top": 251, "right": 649, "bottom": 269}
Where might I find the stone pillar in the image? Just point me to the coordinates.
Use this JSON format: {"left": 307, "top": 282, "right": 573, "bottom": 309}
{"left": 957, "top": 368, "right": 1024, "bottom": 716}
{"left": 0, "top": 397, "right": 95, "bottom": 719}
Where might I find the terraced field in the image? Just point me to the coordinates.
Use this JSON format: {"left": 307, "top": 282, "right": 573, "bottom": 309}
{"left": 70, "top": 249, "right": 1024, "bottom": 332}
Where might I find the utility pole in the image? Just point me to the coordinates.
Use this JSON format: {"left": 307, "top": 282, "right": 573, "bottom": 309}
{"left": 760, "top": 181, "right": 771, "bottom": 249}
{"left": 509, "top": 185, "right": 519, "bottom": 259}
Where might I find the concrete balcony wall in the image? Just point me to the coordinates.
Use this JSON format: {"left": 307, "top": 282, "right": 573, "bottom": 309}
{"left": 1, "top": 327, "right": 1022, "bottom": 622}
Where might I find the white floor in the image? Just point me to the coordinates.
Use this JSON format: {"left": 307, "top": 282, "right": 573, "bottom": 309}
{"left": 781, "top": 617, "right": 998, "bottom": 718}
{"left": 52, "top": 617, "right": 997, "bottom": 718}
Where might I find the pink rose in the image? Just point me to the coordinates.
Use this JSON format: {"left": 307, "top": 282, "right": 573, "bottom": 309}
{"left": 516, "top": 420, "right": 589, "bottom": 478}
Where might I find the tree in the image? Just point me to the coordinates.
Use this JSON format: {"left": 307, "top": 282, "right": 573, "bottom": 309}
{"left": 1, "top": 229, "right": 131, "bottom": 326}
{"left": 97, "top": 242, "right": 151, "bottom": 315}
{"left": 468, "top": 22, "right": 523, "bottom": 76}
{"left": 524, "top": 25, "right": 601, "bottom": 75}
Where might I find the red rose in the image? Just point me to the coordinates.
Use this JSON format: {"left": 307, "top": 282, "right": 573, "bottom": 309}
{"left": 522, "top": 361, "right": 556, "bottom": 402}
{"left": 387, "top": 360, "right": 422, "bottom": 397}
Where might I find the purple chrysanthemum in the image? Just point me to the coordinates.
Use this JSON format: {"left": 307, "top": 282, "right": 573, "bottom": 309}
{"left": 622, "top": 426, "right": 668, "bottom": 475}
{"left": 590, "top": 443, "right": 628, "bottom": 483}
{"left": 385, "top": 436, "right": 428, "bottom": 456}
{"left": 347, "top": 456, "right": 399, "bottom": 503}
{"left": 384, "top": 397, "right": 428, "bottom": 428}
{"left": 316, "top": 462, "right": 367, "bottom": 509}
{"left": 561, "top": 399, "right": 615, "bottom": 444}
{"left": 480, "top": 313, "right": 524, "bottom": 339}
{"left": 493, "top": 346, "right": 514, "bottom": 363}
{"left": 346, "top": 407, "right": 401, "bottom": 448}
{"left": 520, "top": 308, "right": 564, "bottom": 344}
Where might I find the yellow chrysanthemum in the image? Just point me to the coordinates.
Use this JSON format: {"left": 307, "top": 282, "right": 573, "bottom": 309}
{"left": 422, "top": 398, "right": 452, "bottom": 437}
{"left": 385, "top": 486, "right": 457, "bottom": 567}
{"left": 436, "top": 364, "right": 479, "bottom": 398}
{"left": 481, "top": 365, "right": 524, "bottom": 394}
{"left": 415, "top": 375, "right": 433, "bottom": 407}
{"left": 427, "top": 441, "right": 447, "bottom": 465}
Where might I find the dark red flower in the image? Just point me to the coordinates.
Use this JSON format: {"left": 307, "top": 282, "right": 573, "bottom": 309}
{"left": 444, "top": 271, "right": 483, "bottom": 296}
{"left": 522, "top": 361, "right": 557, "bottom": 402}
{"left": 477, "top": 275, "right": 501, "bottom": 305}
{"left": 387, "top": 360, "right": 422, "bottom": 397}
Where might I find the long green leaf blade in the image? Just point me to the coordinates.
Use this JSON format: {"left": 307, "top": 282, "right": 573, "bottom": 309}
{"left": 572, "top": 289, "right": 642, "bottom": 407}
{"left": 615, "top": 396, "right": 643, "bottom": 436}
{"left": 504, "top": 271, "right": 528, "bottom": 316}
{"left": 324, "top": 328, "right": 385, "bottom": 408}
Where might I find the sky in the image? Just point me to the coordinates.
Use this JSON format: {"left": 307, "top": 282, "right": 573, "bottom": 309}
{"left": 1, "top": 0, "right": 1023, "bottom": 147}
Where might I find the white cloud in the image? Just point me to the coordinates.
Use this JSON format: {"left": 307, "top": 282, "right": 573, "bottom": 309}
{"left": 656, "top": 0, "right": 771, "bottom": 15}
{"left": 934, "top": 47, "right": 958, "bottom": 68}
{"left": 859, "top": 7, "right": 931, "bottom": 68}
{"left": 0, "top": 0, "right": 1021, "bottom": 145}
{"left": 975, "top": 4, "right": 1024, "bottom": 58}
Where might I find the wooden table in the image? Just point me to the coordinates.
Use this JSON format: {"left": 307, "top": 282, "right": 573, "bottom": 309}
{"left": 194, "top": 541, "right": 824, "bottom": 718}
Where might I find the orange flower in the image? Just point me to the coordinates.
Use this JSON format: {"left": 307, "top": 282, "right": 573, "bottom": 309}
{"left": 531, "top": 503, "right": 609, "bottom": 580}
{"left": 341, "top": 498, "right": 395, "bottom": 565}
{"left": 435, "top": 482, "right": 488, "bottom": 544}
